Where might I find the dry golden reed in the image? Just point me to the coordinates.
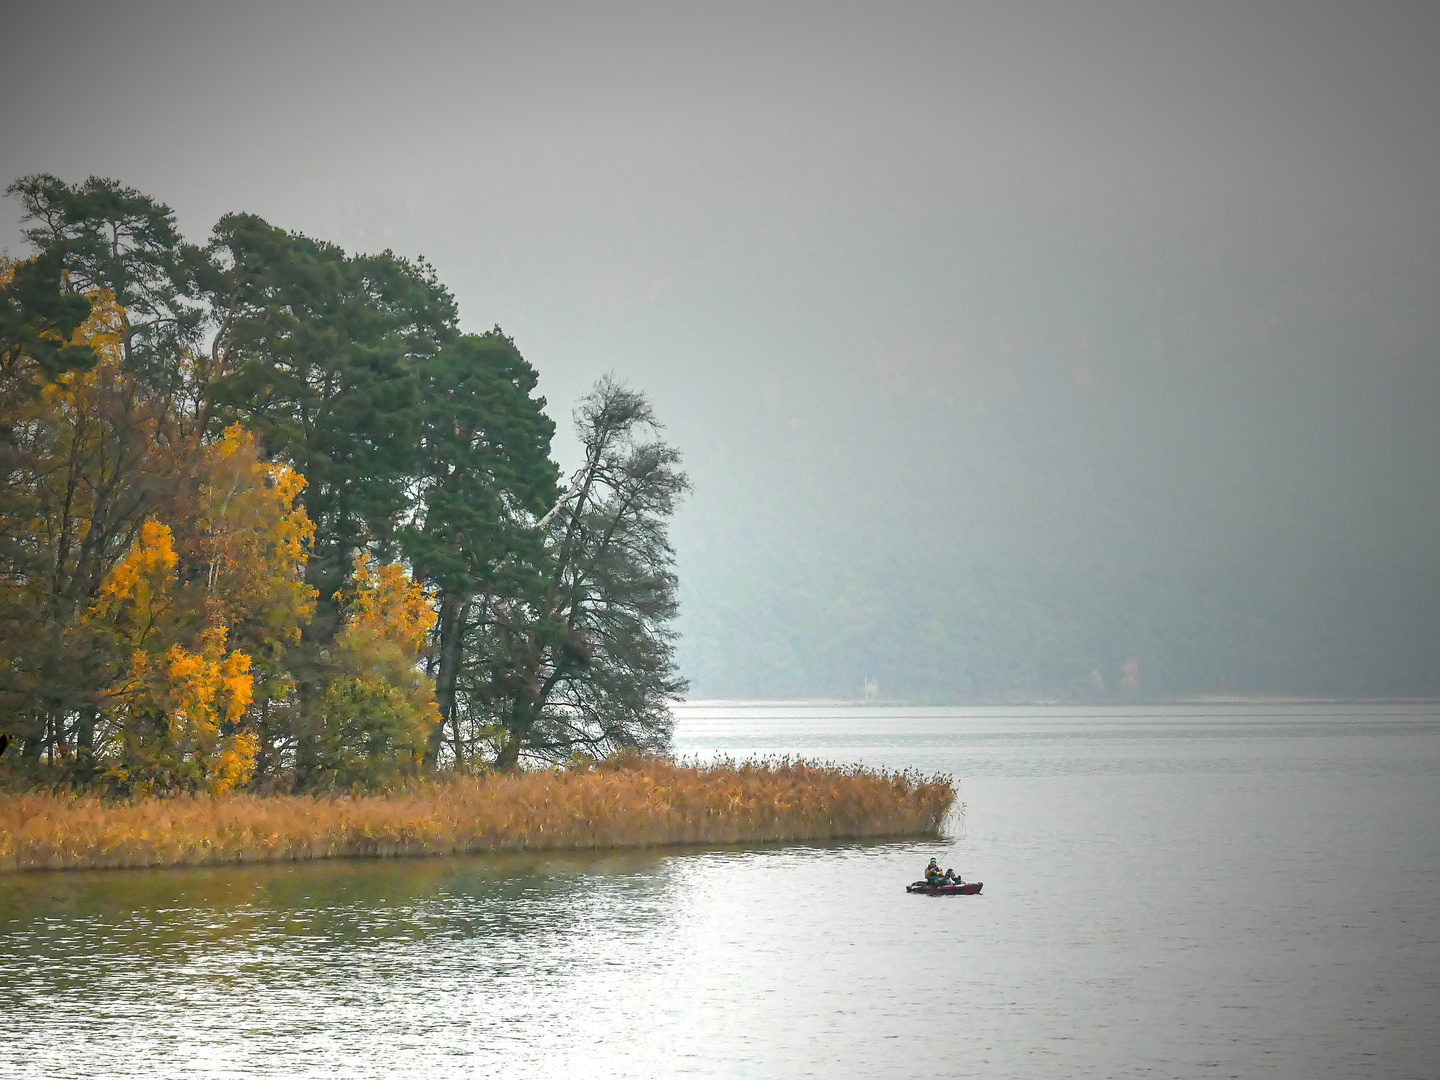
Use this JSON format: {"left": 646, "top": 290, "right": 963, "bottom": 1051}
{"left": 0, "top": 758, "right": 954, "bottom": 873}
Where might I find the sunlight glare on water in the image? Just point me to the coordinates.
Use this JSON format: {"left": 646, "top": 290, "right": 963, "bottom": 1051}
{"left": 2, "top": 703, "right": 1438, "bottom": 1078}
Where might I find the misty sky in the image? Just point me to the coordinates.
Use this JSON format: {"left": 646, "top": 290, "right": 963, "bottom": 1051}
{"left": 4, "top": 1, "right": 1439, "bottom": 698}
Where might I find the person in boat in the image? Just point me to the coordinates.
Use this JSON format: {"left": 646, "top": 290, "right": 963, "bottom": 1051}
{"left": 924, "top": 858, "right": 944, "bottom": 885}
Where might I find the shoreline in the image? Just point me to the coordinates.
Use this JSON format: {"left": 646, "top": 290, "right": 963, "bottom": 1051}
{"left": 0, "top": 757, "right": 954, "bottom": 874}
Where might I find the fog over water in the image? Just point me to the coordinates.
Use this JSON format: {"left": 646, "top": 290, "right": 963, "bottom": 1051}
{"left": 4, "top": 1, "right": 1438, "bottom": 699}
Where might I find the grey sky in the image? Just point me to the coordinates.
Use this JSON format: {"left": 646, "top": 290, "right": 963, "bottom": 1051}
{"left": 5, "top": 1, "right": 1438, "bottom": 697}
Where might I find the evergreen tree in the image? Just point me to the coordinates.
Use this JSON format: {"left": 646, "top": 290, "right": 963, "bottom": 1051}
{"left": 7, "top": 174, "right": 204, "bottom": 388}
{"left": 403, "top": 329, "right": 558, "bottom": 769}
{"left": 203, "top": 213, "right": 458, "bottom": 601}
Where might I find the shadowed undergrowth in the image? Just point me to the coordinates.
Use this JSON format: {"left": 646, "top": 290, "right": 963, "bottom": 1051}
{"left": 0, "top": 757, "right": 955, "bottom": 872}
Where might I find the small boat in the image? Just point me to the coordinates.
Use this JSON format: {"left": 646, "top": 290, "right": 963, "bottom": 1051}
{"left": 907, "top": 880, "right": 982, "bottom": 895}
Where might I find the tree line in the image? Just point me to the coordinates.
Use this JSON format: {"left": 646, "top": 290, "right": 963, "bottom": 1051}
{"left": 0, "top": 175, "right": 688, "bottom": 794}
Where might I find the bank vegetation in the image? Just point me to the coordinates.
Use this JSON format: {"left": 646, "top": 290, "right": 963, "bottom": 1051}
{"left": 0, "top": 756, "right": 955, "bottom": 872}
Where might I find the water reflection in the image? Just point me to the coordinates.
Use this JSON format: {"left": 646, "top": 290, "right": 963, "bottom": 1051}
{"left": 4, "top": 841, "right": 938, "bottom": 1079}
{"left": 3, "top": 848, "right": 687, "bottom": 997}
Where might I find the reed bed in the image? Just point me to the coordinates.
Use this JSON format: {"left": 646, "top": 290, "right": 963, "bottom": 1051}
{"left": 0, "top": 757, "right": 954, "bottom": 873}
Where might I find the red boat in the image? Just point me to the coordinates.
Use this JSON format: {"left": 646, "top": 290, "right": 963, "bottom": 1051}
{"left": 906, "top": 881, "right": 982, "bottom": 895}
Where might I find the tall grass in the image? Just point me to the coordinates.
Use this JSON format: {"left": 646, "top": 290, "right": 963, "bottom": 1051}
{"left": 0, "top": 757, "right": 954, "bottom": 873}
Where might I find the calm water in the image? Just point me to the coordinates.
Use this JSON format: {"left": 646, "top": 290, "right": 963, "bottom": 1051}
{"left": 3, "top": 703, "right": 1438, "bottom": 1078}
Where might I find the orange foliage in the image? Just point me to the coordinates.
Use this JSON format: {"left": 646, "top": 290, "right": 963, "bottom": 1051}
{"left": 94, "top": 526, "right": 260, "bottom": 794}
{"left": 157, "top": 627, "right": 256, "bottom": 795}
{"left": 92, "top": 518, "right": 179, "bottom": 639}
{"left": 347, "top": 553, "right": 435, "bottom": 653}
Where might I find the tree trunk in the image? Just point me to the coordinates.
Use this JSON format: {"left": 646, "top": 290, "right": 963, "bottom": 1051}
{"left": 493, "top": 730, "right": 523, "bottom": 771}
{"left": 19, "top": 715, "right": 44, "bottom": 761}
{"left": 75, "top": 707, "right": 96, "bottom": 783}
{"left": 292, "top": 670, "right": 325, "bottom": 790}
{"left": 493, "top": 693, "right": 533, "bottom": 771}
{"left": 425, "top": 594, "right": 468, "bottom": 770}
{"left": 292, "top": 594, "right": 338, "bottom": 790}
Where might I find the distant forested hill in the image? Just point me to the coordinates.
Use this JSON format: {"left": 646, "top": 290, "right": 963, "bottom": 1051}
{"left": 675, "top": 527, "right": 1440, "bottom": 703}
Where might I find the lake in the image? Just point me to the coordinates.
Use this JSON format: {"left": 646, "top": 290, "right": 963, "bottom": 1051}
{"left": 3, "top": 703, "right": 1438, "bottom": 1078}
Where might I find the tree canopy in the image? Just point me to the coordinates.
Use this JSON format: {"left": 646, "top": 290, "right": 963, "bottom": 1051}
{"left": 0, "top": 174, "right": 688, "bottom": 792}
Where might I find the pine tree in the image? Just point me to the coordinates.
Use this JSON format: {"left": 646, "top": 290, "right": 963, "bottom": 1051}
{"left": 403, "top": 329, "right": 558, "bottom": 769}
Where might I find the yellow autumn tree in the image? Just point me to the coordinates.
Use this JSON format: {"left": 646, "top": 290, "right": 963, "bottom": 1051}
{"left": 156, "top": 626, "right": 256, "bottom": 794}
{"left": 186, "top": 425, "right": 317, "bottom": 783}
{"left": 77, "top": 430, "right": 316, "bottom": 795}
{"left": 193, "top": 425, "right": 316, "bottom": 643}
{"left": 88, "top": 520, "right": 252, "bottom": 793}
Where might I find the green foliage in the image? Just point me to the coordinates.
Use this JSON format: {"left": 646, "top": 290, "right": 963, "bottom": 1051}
{"left": 2, "top": 174, "right": 692, "bottom": 792}
{"left": 0, "top": 252, "right": 96, "bottom": 386}
{"left": 307, "top": 555, "right": 437, "bottom": 789}
{"left": 402, "top": 329, "right": 559, "bottom": 768}
{"left": 7, "top": 173, "right": 205, "bottom": 388}
{"left": 405, "top": 330, "right": 557, "bottom": 598}
{"left": 203, "top": 213, "right": 459, "bottom": 604}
